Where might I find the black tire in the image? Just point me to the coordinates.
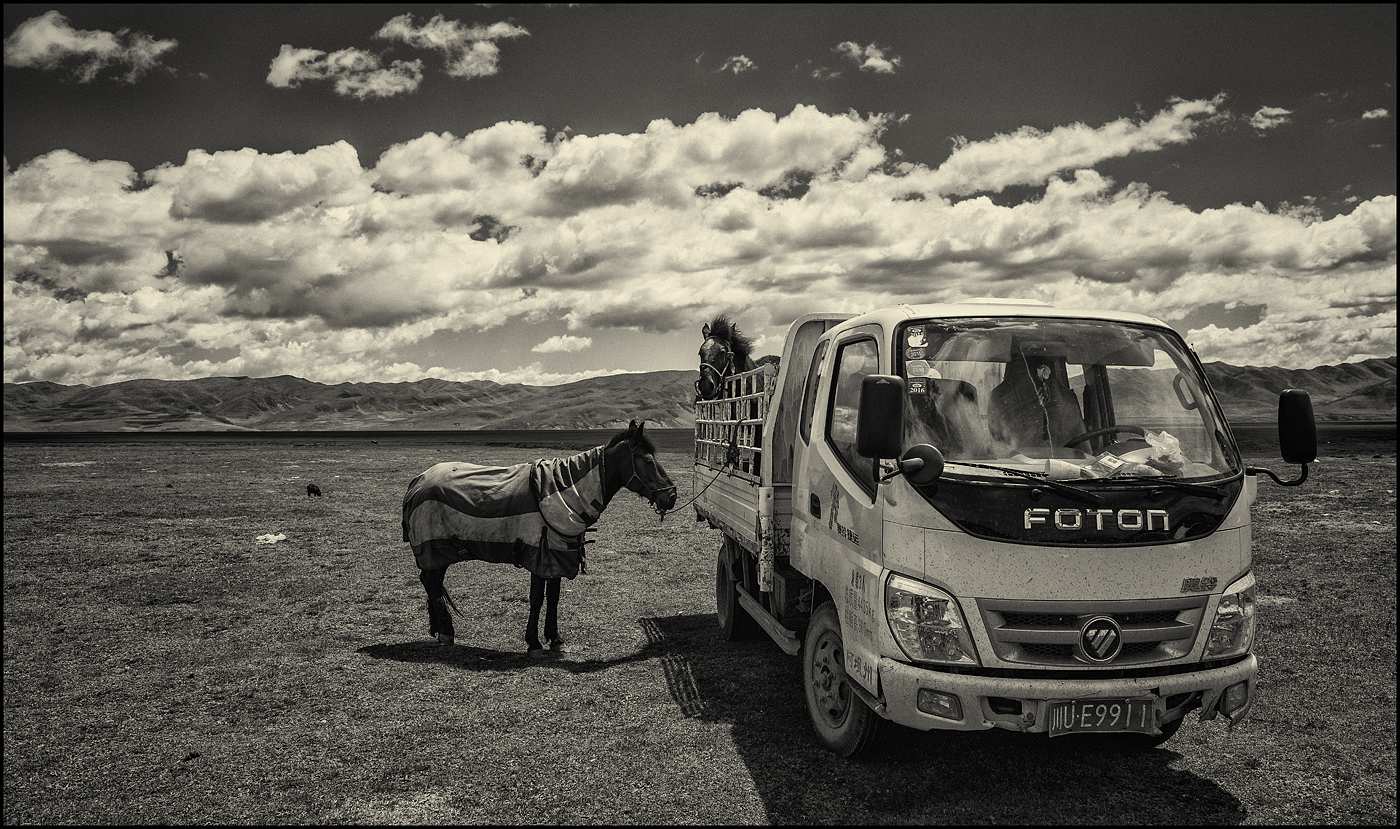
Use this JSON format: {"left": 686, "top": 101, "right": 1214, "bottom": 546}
{"left": 803, "top": 601, "right": 884, "bottom": 758}
{"left": 716, "top": 539, "right": 759, "bottom": 641}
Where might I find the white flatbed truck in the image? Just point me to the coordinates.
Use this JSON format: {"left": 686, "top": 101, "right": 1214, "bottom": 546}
{"left": 693, "top": 301, "right": 1315, "bottom": 757}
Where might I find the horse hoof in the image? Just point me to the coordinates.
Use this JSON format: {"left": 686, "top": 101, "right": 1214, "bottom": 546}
{"left": 436, "top": 633, "right": 455, "bottom": 646}
{"left": 549, "top": 638, "right": 566, "bottom": 651}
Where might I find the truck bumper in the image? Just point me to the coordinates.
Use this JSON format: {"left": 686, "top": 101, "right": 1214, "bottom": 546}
{"left": 878, "top": 655, "right": 1257, "bottom": 735}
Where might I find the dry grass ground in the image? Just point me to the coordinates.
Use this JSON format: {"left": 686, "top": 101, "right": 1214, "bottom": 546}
{"left": 3, "top": 432, "right": 1395, "bottom": 824}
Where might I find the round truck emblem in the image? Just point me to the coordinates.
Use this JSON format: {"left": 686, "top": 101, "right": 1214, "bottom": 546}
{"left": 1077, "top": 615, "right": 1123, "bottom": 663}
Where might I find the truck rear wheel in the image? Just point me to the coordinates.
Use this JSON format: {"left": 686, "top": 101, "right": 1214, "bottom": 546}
{"left": 804, "top": 601, "right": 884, "bottom": 758}
{"left": 716, "top": 540, "right": 758, "bottom": 640}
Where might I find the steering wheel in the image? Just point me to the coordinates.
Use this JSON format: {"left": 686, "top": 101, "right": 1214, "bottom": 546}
{"left": 1062, "top": 425, "right": 1148, "bottom": 449}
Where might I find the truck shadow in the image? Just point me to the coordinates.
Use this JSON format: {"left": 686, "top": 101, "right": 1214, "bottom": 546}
{"left": 641, "top": 612, "right": 1247, "bottom": 825}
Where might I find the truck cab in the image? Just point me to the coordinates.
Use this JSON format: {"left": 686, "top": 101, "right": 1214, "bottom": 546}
{"left": 697, "top": 301, "right": 1315, "bottom": 757}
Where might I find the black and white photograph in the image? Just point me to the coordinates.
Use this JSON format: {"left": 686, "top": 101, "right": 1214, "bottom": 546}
{"left": 4, "top": 4, "right": 1395, "bottom": 824}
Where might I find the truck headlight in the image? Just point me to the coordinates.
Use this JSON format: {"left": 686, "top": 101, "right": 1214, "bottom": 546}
{"left": 1204, "top": 582, "right": 1256, "bottom": 659}
{"left": 885, "top": 574, "right": 979, "bottom": 666}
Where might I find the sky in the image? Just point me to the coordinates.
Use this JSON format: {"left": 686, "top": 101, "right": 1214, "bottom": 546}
{"left": 3, "top": 4, "right": 1396, "bottom": 388}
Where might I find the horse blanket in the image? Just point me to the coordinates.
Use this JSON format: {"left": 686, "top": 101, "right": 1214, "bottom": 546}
{"left": 402, "top": 447, "right": 606, "bottom": 579}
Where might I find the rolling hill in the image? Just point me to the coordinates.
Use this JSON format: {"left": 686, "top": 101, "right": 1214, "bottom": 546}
{"left": 2, "top": 370, "right": 700, "bottom": 431}
{"left": 3, "top": 358, "right": 1394, "bottom": 432}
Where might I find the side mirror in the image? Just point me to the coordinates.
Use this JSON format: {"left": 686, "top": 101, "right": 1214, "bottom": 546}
{"left": 900, "top": 444, "right": 945, "bottom": 486}
{"left": 1248, "top": 389, "right": 1315, "bottom": 487}
{"left": 857, "top": 374, "right": 905, "bottom": 458}
{"left": 1278, "top": 389, "right": 1317, "bottom": 464}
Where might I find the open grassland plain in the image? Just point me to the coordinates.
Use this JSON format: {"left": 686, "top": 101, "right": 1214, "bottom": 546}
{"left": 4, "top": 429, "right": 1395, "bottom": 825}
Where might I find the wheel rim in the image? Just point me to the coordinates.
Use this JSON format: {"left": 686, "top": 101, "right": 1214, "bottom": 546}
{"left": 810, "top": 628, "right": 850, "bottom": 728}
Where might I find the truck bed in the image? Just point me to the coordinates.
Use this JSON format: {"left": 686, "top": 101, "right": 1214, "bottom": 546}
{"left": 694, "top": 364, "right": 789, "bottom": 590}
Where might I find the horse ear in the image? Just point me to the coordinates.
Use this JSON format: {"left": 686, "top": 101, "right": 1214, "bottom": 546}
{"left": 701, "top": 323, "right": 710, "bottom": 339}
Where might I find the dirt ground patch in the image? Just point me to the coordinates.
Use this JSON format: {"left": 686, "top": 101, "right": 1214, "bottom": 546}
{"left": 3, "top": 434, "right": 1395, "bottom": 824}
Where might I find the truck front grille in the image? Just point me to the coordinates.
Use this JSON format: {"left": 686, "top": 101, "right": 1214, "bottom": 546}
{"left": 979, "top": 597, "right": 1208, "bottom": 668}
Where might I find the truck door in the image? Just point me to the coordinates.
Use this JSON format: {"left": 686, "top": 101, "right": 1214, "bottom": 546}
{"left": 792, "top": 324, "right": 886, "bottom": 696}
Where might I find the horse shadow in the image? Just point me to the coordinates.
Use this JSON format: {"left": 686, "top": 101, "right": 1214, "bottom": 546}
{"left": 358, "top": 633, "right": 667, "bottom": 676}
{"left": 360, "top": 613, "right": 1246, "bottom": 823}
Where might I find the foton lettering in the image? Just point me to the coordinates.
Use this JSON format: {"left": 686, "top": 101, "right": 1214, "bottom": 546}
{"left": 1024, "top": 508, "right": 1170, "bottom": 531}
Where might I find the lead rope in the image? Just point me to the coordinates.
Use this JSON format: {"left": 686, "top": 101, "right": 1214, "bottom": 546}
{"left": 665, "top": 461, "right": 728, "bottom": 519}
{"left": 667, "top": 423, "right": 739, "bottom": 518}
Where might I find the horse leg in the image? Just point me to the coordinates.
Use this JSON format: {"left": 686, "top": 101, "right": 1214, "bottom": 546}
{"left": 543, "top": 576, "right": 564, "bottom": 650}
{"left": 525, "top": 573, "right": 545, "bottom": 653}
{"left": 420, "top": 566, "right": 455, "bottom": 645}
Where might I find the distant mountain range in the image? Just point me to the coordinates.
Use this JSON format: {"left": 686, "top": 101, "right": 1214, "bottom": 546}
{"left": 3, "top": 358, "right": 1394, "bottom": 432}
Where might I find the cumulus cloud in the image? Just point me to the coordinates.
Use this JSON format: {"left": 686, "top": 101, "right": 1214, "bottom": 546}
{"left": 1361, "top": 108, "right": 1390, "bottom": 120}
{"left": 532, "top": 335, "right": 592, "bottom": 353}
{"left": 1249, "top": 105, "right": 1293, "bottom": 131}
{"left": 166, "top": 142, "right": 373, "bottom": 223}
{"left": 264, "top": 14, "right": 526, "bottom": 98}
{"left": 266, "top": 44, "right": 423, "bottom": 99}
{"left": 3, "top": 10, "right": 177, "bottom": 83}
{"left": 5, "top": 101, "right": 1395, "bottom": 386}
{"left": 718, "top": 55, "right": 756, "bottom": 74}
{"left": 834, "top": 41, "right": 901, "bottom": 73}
{"left": 919, "top": 95, "right": 1226, "bottom": 196}
{"left": 376, "top": 14, "right": 528, "bottom": 79}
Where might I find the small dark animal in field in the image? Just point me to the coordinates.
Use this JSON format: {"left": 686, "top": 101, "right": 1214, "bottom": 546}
{"left": 403, "top": 420, "right": 677, "bottom": 655}
{"left": 306, "top": 484, "right": 322, "bottom": 497}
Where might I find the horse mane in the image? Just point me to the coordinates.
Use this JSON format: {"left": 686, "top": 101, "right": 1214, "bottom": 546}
{"left": 705, "top": 314, "right": 755, "bottom": 370}
{"left": 607, "top": 425, "right": 656, "bottom": 455}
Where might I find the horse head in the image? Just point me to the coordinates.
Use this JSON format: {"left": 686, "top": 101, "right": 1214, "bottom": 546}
{"left": 697, "top": 315, "right": 755, "bottom": 400}
{"left": 612, "top": 420, "right": 677, "bottom": 517}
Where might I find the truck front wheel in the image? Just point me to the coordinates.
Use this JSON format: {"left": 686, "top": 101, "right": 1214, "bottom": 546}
{"left": 716, "top": 539, "right": 758, "bottom": 641}
{"left": 803, "top": 601, "right": 884, "bottom": 758}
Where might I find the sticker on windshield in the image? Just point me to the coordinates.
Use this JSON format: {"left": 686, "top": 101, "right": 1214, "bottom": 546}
{"left": 908, "top": 378, "right": 927, "bottom": 395}
{"left": 905, "top": 346, "right": 925, "bottom": 360}
{"left": 906, "top": 327, "right": 927, "bottom": 348}
{"left": 906, "top": 360, "right": 931, "bottom": 377}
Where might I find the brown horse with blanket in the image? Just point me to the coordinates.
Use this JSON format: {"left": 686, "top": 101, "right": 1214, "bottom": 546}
{"left": 402, "top": 421, "right": 676, "bottom": 654}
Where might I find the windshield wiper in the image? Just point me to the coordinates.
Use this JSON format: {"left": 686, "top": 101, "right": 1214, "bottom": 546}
{"left": 943, "top": 461, "right": 1103, "bottom": 506}
{"left": 1094, "top": 475, "right": 1227, "bottom": 499}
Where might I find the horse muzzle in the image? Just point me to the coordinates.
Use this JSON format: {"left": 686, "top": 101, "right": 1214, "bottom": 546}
{"left": 695, "top": 375, "right": 720, "bottom": 401}
{"left": 657, "top": 486, "right": 678, "bottom": 513}
{"left": 647, "top": 485, "right": 678, "bottom": 521}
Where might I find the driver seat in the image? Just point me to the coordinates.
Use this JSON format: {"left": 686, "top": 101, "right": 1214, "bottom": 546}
{"left": 988, "top": 355, "right": 1088, "bottom": 455}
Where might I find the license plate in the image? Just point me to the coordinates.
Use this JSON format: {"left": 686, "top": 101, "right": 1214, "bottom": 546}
{"left": 1047, "top": 697, "right": 1156, "bottom": 737}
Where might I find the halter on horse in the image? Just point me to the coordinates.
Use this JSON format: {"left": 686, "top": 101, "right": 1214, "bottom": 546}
{"left": 621, "top": 444, "right": 677, "bottom": 520}
{"left": 696, "top": 315, "right": 757, "bottom": 401}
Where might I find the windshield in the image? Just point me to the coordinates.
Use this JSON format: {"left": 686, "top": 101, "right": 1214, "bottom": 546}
{"left": 895, "top": 317, "right": 1239, "bottom": 482}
